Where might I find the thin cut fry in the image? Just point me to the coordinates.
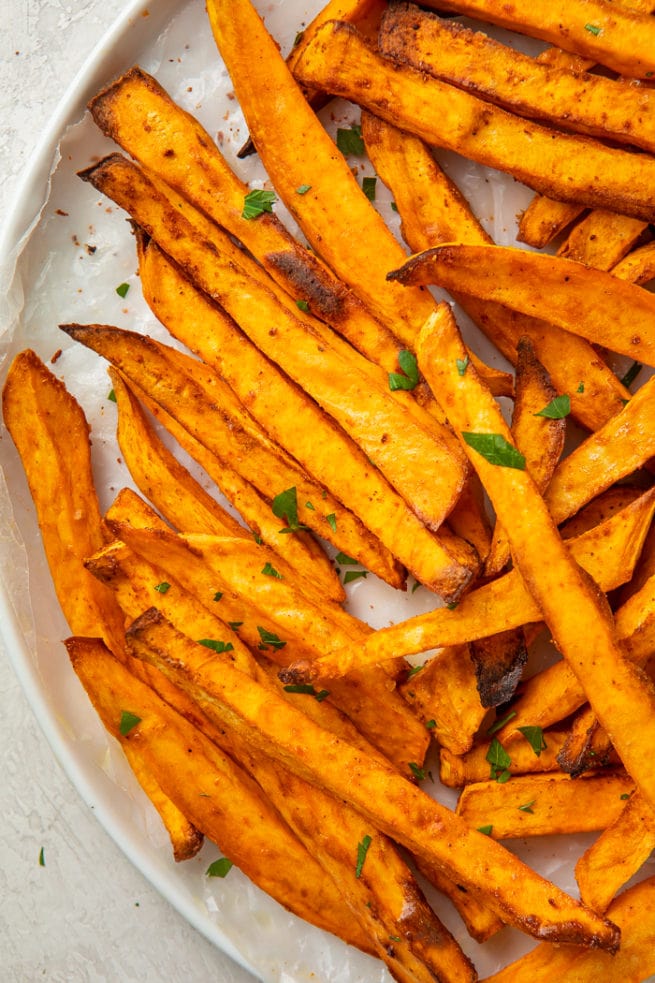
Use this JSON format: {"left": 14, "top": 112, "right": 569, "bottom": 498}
{"left": 576, "top": 790, "right": 655, "bottom": 913}
{"left": 456, "top": 771, "right": 634, "bottom": 839}
{"left": 391, "top": 243, "right": 655, "bottom": 367}
{"left": 517, "top": 195, "right": 585, "bottom": 249}
{"left": 380, "top": 3, "right": 655, "bottom": 153}
{"left": 439, "top": 731, "right": 569, "bottom": 788}
{"left": 612, "top": 239, "right": 655, "bottom": 286}
{"left": 557, "top": 209, "right": 648, "bottom": 270}
{"left": 419, "top": 0, "right": 655, "bottom": 78}
{"left": 293, "top": 22, "right": 655, "bottom": 221}
{"left": 126, "top": 608, "right": 620, "bottom": 951}
{"left": 415, "top": 304, "right": 655, "bottom": 813}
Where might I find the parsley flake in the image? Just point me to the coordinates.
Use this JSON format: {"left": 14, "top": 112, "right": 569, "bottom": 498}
{"left": 477, "top": 825, "right": 493, "bottom": 836}
{"left": 326, "top": 513, "right": 337, "bottom": 532}
{"left": 335, "top": 552, "right": 358, "bottom": 565}
{"left": 242, "top": 188, "right": 277, "bottom": 220}
{"left": 283, "top": 683, "right": 331, "bottom": 702}
{"left": 272, "top": 486, "right": 309, "bottom": 533}
{"left": 425, "top": 719, "right": 436, "bottom": 729}
{"left": 257, "top": 626, "right": 286, "bottom": 650}
{"left": 518, "top": 725, "right": 547, "bottom": 757}
{"left": 262, "top": 562, "right": 283, "bottom": 579}
{"left": 344, "top": 569, "right": 367, "bottom": 584}
{"left": 486, "top": 738, "right": 512, "bottom": 783}
{"left": 119, "top": 710, "right": 142, "bottom": 736}
{"left": 198, "top": 639, "right": 234, "bottom": 654}
{"left": 462, "top": 432, "right": 526, "bottom": 470}
{"left": 518, "top": 800, "right": 536, "bottom": 813}
{"left": 355, "top": 834, "right": 372, "bottom": 878}
{"left": 296, "top": 183, "right": 312, "bottom": 195}
{"left": 39, "top": 847, "right": 45, "bottom": 867}
{"left": 409, "top": 762, "right": 427, "bottom": 781}
{"left": 336, "top": 124, "right": 365, "bottom": 156}
{"left": 456, "top": 355, "right": 469, "bottom": 376}
{"left": 107, "top": 388, "right": 117, "bottom": 402}
{"left": 154, "top": 581, "right": 171, "bottom": 594}
{"left": 577, "top": 381, "right": 585, "bottom": 393}
{"left": 228, "top": 621, "right": 243, "bottom": 631}
{"left": 116, "top": 282, "right": 130, "bottom": 298}
{"left": 535, "top": 394, "right": 571, "bottom": 419}
{"left": 296, "top": 298, "right": 310, "bottom": 312}
{"left": 487, "top": 710, "right": 517, "bottom": 735}
{"left": 213, "top": 591, "right": 223, "bottom": 602}
{"left": 206, "top": 857, "right": 233, "bottom": 878}
{"left": 362, "top": 176, "right": 377, "bottom": 201}
{"left": 584, "top": 22, "right": 601, "bottom": 35}
{"left": 389, "top": 350, "right": 419, "bottom": 391}
{"left": 407, "top": 663, "right": 425, "bottom": 678}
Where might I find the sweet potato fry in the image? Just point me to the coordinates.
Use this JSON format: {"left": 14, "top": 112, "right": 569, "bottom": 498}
{"left": 419, "top": 0, "right": 655, "bottom": 78}
{"left": 380, "top": 3, "right": 655, "bottom": 153}
{"left": 482, "top": 875, "right": 655, "bottom": 982}
{"left": 313, "top": 486, "right": 655, "bottom": 673}
{"left": 576, "top": 790, "right": 655, "bottom": 914}
{"left": 66, "top": 636, "right": 370, "bottom": 948}
{"left": 60, "top": 322, "right": 406, "bottom": 590}
{"left": 77, "top": 156, "right": 482, "bottom": 600}
{"left": 556, "top": 706, "right": 616, "bottom": 777}
{"left": 412, "top": 860, "right": 504, "bottom": 944}
{"left": 102, "top": 495, "right": 430, "bottom": 772}
{"left": 457, "top": 771, "right": 635, "bottom": 840}
{"left": 2, "top": 350, "right": 126, "bottom": 657}
{"left": 469, "top": 629, "right": 527, "bottom": 709}
{"left": 138, "top": 236, "right": 480, "bottom": 598}
{"left": 557, "top": 210, "right": 649, "bottom": 270}
{"left": 484, "top": 337, "right": 565, "bottom": 578}
{"left": 391, "top": 244, "right": 655, "bottom": 366}
{"left": 125, "top": 608, "right": 620, "bottom": 951}
{"left": 109, "top": 367, "right": 345, "bottom": 603}
{"left": 612, "top": 239, "right": 655, "bottom": 286}
{"left": 360, "top": 111, "right": 629, "bottom": 434}
{"left": 440, "top": 731, "right": 569, "bottom": 789}
{"left": 399, "top": 645, "right": 486, "bottom": 756}
{"left": 293, "top": 22, "right": 655, "bottom": 221}
{"left": 517, "top": 195, "right": 585, "bottom": 249}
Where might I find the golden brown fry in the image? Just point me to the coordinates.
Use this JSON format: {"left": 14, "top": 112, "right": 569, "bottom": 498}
{"left": 556, "top": 705, "right": 614, "bottom": 776}
{"left": 380, "top": 3, "right": 655, "bottom": 153}
{"left": 576, "top": 791, "right": 655, "bottom": 914}
{"left": 316, "top": 486, "right": 655, "bottom": 674}
{"left": 391, "top": 244, "right": 655, "bottom": 366}
{"left": 413, "top": 859, "right": 504, "bottom": 944}
{"left": 416, "top": 304, "right": 655, "bottom": 814}
{"left": 138, "top": 236, "right": 479, "bottom": 598}
{"left": 440, "top": 732, "right": 569, "bottom": 788}
{"left": 126, "top": 608, "right": 620, "bottom": 951}
{"left": 557, "top": 210, "right": 648, "bottom": 270}
{"left": 419, "top": 0, "right": 655, "bottom": 78}
{"left": 399, "top": 646, "right": 486, "bottom": 756}
{"left": 2, "top": 350, "right": 126, "bottom": 657}
{"left": 484, "top": 337, "right": 565, "bottom": 578}
{"left": 360, "top": 110, "right": 627, "bottom": 433}
{"left": 469, "top": 629, "right": 527, "bottom": 709}
{"left": 456, "top": 771, "right": 635, "bottom": 839}
{"left": 559, "top": 486, "right": 644, "bottom": 540}
{"left": 61, "top": 322, "right": 406, "bottom": 590}
{"left": 612, "top": 239, "right": 655, "bottom": 286}
{"left": 66, "top": 636, "right": 370, "bottom": 948}
{"left": 293, "top": 22, "right": 655, "bottom": 221}
{"left": 517, "top": 195, "right": 585, "bottom": 249}
{"left": 482, "top": 875, "right": 655, "bottom": 982}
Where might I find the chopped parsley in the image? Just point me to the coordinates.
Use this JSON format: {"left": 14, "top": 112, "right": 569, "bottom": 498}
{"left": 257, "top": 626, "right": 286, "bottom": 651}
{"left": 39, "top": 847, "right": 45, "bottom": 867}
{"left": 107, "top": 388, "right": 117, "bottom": 402}
{"left": 518, "top": 725, "right": 547, "bottom": 757}
{"left": 534, "top": 394, "right": 571, "bottom": 419}
{"left": 242, "top": 188, "right": 277, "bottom": 219}
{"left": 477, "top": 825, "right": 493, "bottom": 836}
{"left": 362, "top": 176, "right": 377, "bottom": 201}
{"left": 283, "top": 683, "right": 330, "bottom": 702}
{"left": 355, "top": 834, "right": 372, "bottom": 878}
{"left": 577, "top": 381, "right": 585, "bottom": 393}
{"left": 486, "top": 738, "right": 512, "bottom": 783}
{"left": 389, "top": 350, "right": 420, "bottom": 391}
{"left": 154, "top": 581, "right": 171, "bottom": 594}
{"left": 462, "top": 432, "right": 526, "bottom": 470}
{"left": 335, "top": 551, "right": 358, "bottom": 565}
{"left": 344, "top": 569, "right": 367, "bottom": 584}
{"left": 206, "top": 857, "right": 233, "bottom": 878}
{"left": 228, "top": 621, "right": 243, "bottom": 631}
{"left": 116, "top": 282, "right": 130, "bottom": 298}
{"left": 425, "top": 719, "right": 436, "bottom": 730}
{"left": 213, "top": 591, "right": 223, "bottom": 602}
{"left": 262, "top": 562, "right": 283, "bottom": 579}
{"left": 326, "top": 513, "right": 337, "bottom": 532}
{"left": 119, "top": 710, "right": 142, "bottom": 736}
{"left": 456, "top": 355, "right": 469, "bottom": 376}
{"left": 584, "top": 23, "right": 601, "bottom": 35}
{"left": 487, "top": 710, "right": 517, "bottom": 735}
{"left": 272, "top": 486, "right": 309, "bottom": 534}
{"left": 198, "top": 639, "right": 234, "bottom": 654}
{"left": 518, "top": 800, "right": 536, "bottom": 813}
{"left": 296, "top": 299, "right": 310, "bottom": 312}
{"left": 336, "top": 123, "right": 365, "bottom": 156}
{"left": 296, "top": 183, "right": 312, "bottom": 195}
{"left": 409, "top": 762, "right": 427, "bottom": 781}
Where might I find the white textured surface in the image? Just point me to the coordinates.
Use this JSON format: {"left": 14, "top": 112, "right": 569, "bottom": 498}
{"left": 0, "top": 2, "right": 255, "bottom": 979}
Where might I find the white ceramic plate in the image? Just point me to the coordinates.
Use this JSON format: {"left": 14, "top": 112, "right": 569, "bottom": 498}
{"left": 1, "top": 2, "right": 651, "bottom": 980}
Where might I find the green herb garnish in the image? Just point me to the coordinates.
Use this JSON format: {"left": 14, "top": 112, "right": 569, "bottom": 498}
{"left": 344, "top": 569, "right": 367, "bottom": 584}
{"left": 487, "top": 710, "right": 517, "bottom": 735}
{"left": 584, "top": 23, "right": 601, "bottom": 35}
{"left": 242, "top": 188, "right": 277, "bottom": 219}
{"left": 154, "top": 581, "right": 171, "bottom": 594}
{"left": 283, "top": 683, "right": 330, "bottom": 702}
{"left": 534, "top": 394, "right": 571, "bottom": 419}
{"left": 389, "top": 350, "right": 419, "bottom": 391}
{"left": 262, "top": 562, "right": 283, "bottom": 579}
{"left": 296, "top": 183, "right": 312, "bottom": 195}
{"left": 198, "top": 639, "right": 234, "bottom": 653}
{"left": 336, "top": 124, "right": 365, "bottom": 156}
{"left": 119, "top": 710, "right": 142, "bottom": 736}
{"left": 296, "top": 299, "right": 310, "bottom": 312}
{"left": 462, "top": 432, "right": 526, "bottom": 470}
{"left": 518, "top": 725, "right": 547, "bottom": 757}
{"left": 116, "top": 282, "right": 130, "bottom": 298}
{"left": 486, "top": 738, "right": 512, "bottom": 783}
{"left": 355, "top": 834, "right": 372, "bottom": 877}
{"left": 206, "top": 857, "right": 233, "bottom": 878}
{"left": 272, "top": 486, "right": 309, "bottom": 533}
{"left": 326, "top": 513, "right": 337, "bottom": 532}
{"left": 362, "top": 176, "right": 377, "bottom": 201}
{"left": 620, "top": 361, "right": 643, "bottom": 388}
{"left": 257, "top": 626, "right": 286, "bottom": 650}
{"left": 518, "top": 800, "right": 536, "bottom": 813}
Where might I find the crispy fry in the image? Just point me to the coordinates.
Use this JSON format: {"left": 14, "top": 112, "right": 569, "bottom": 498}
{"left": 293, "top": 22, "right": 655, "bottom": 221}
{"left": 419, "top": 0, "right": 655, "bottom": 78}
{"left": 469, "top": 629, "right": 527, "bottom": 709}
{"left": 66, "top": 636, "right": 371, "bottom": 948}
{"left": 557, "top": 210, "right": 648, "bottom": 270}
{"left": 456, "top": 771, "right": 635, "bottom": 839}
{"left": 126, "top": 608, "right": 620, "bottom": 951}
{"left": 61, "top": 322, "right": 407, "bottom": 590}
{"left": 560, "top": 486, "right": 644, "bottom": 540}
{"left": 482, "top": 875, "right": 655, "bottom": 982}
{"left": 484, "top": 337, "right": 565, "bottom": 578}
{"left": 2, "top": 350, "right": 126, "bottom": 657}
{"left": 612, "top": 239, "right": 655, "bottom": 286}
{"left": 138, "top": 236, "right": 480, "bottom": 598}
{"left": 391, "top": 244, "right": 655, "bottom": 366}
{"left": 314, "top": 486, "right": 655, "bottom": 673}
{"left": 440, "top": 732, "right": 569, "bottom": 788}
{"left": 414, "top": 304, "right": 655, "bottom": 813}
{"left": 380, "top": 3, "right": 655, "bottom": 153}
{"left": 399, "top": 645, "right": 486, "bottom": 756}
{"left": 576, "top": 790, "right": 655, "bottom": 914}
{"left": 359, "top": 110, "right": 627, "bottom": 433}
{"left": 556, "top": 705, "right": 616, "bottom": 777}
{"left": 517, "top": 195, "right": 585, "bottom": 249}
{"left": 412, "top": 859, "right": 504, "bottom": 944}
